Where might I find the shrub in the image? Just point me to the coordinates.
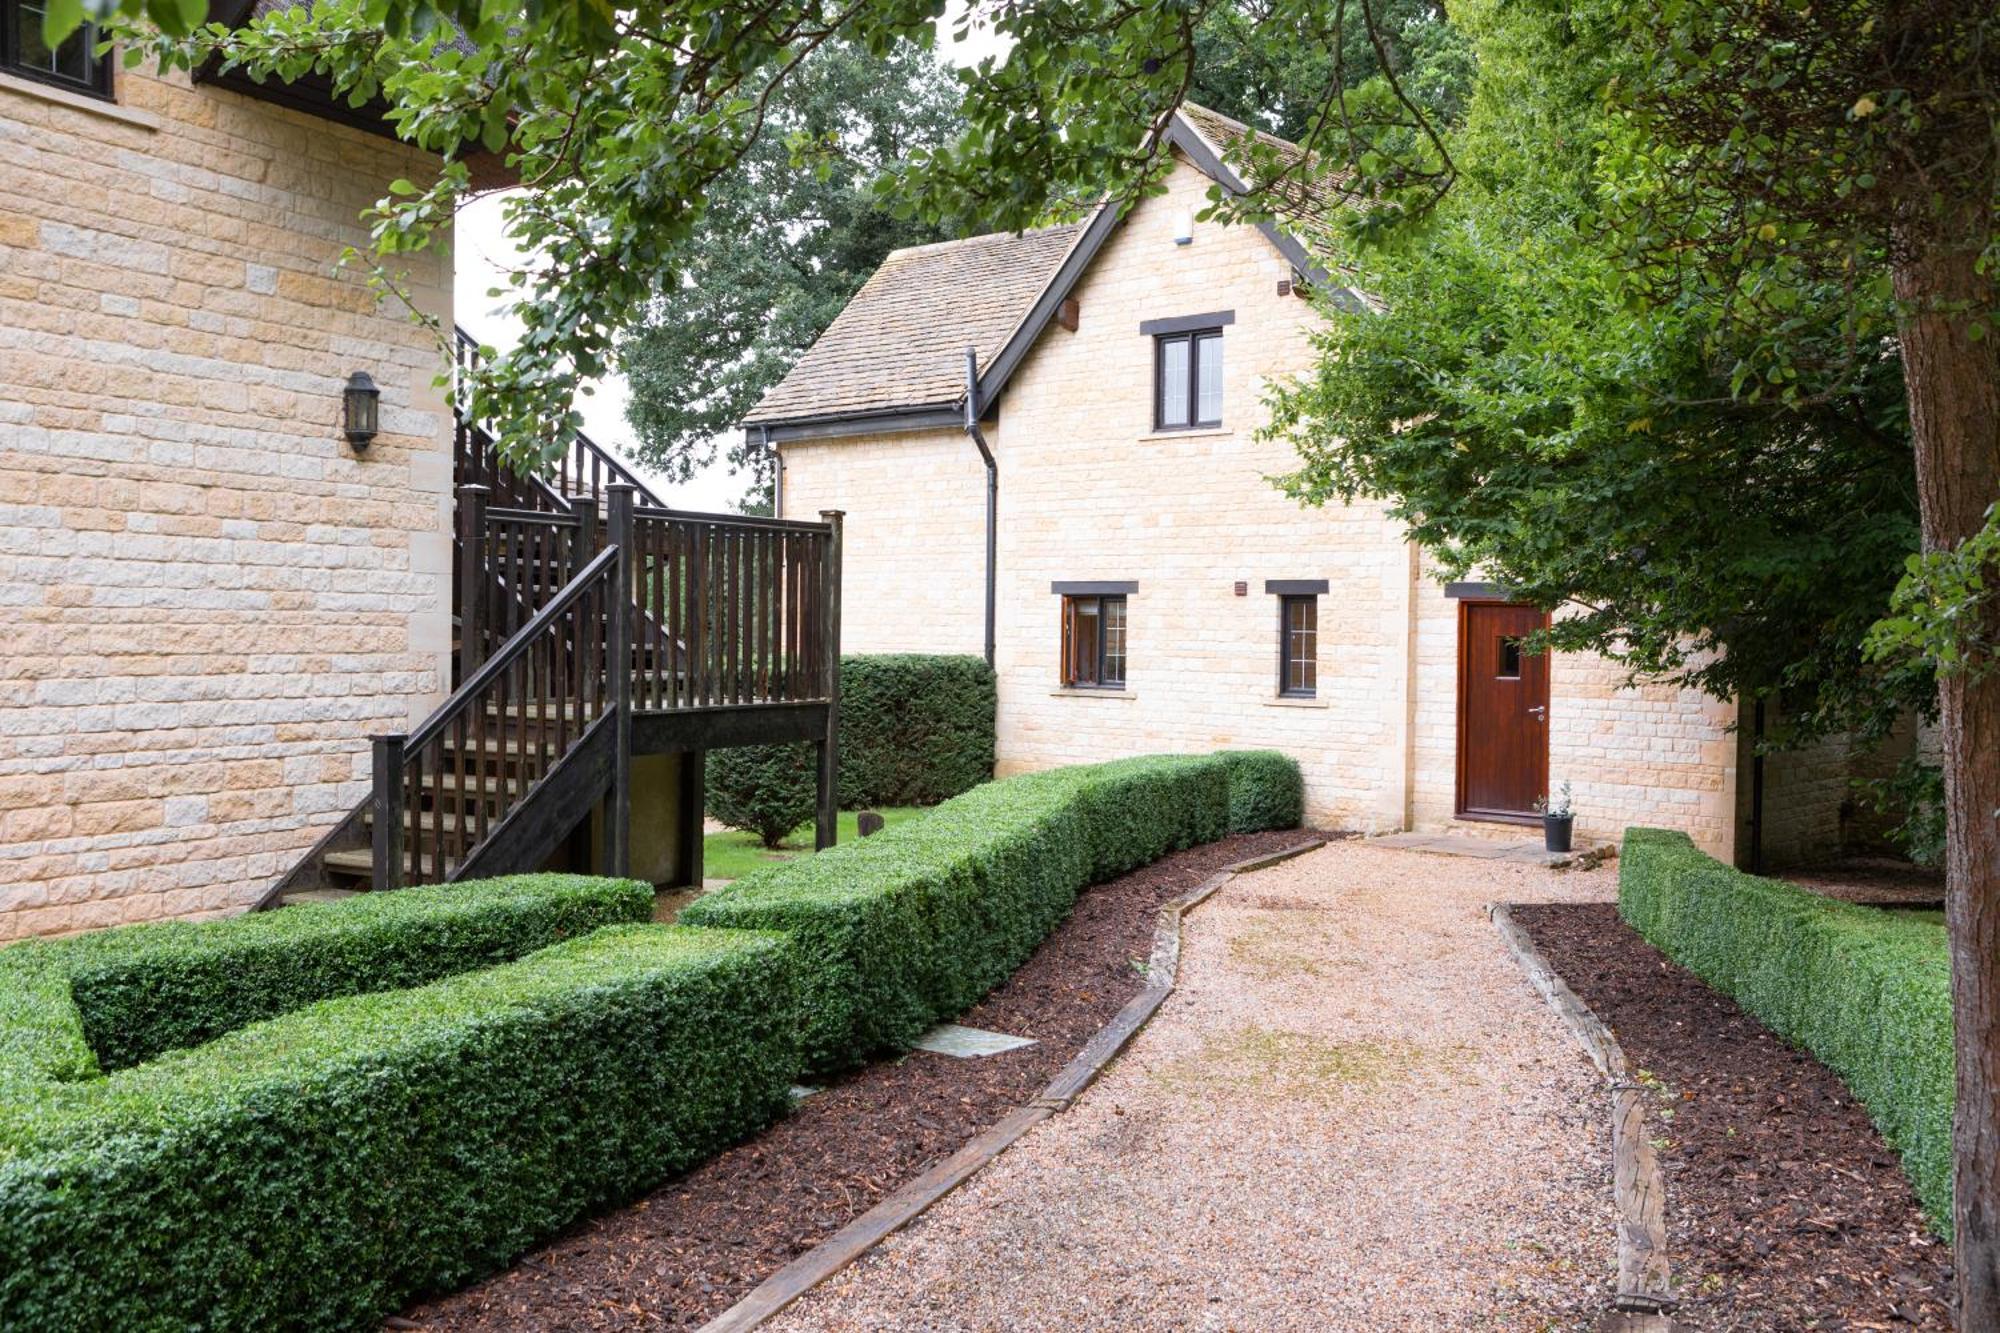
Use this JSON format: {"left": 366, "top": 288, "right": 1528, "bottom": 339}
{"left": 0, "top": 923, "right": 799, "bottom": 1330}
{"left": 1618, "top": 828, "right": 1952, "bottom": 1232}
{"left": 684, "top": 754, "right": 1229, "bottom": 1070}
{"left": 839, "top": 654, "right": 996, "bottom": 807}
{"left": 705, "top": 741, "right": 818, "bottom": 847}
{"left": 0, "top": 874, "right": 653, "bottom": 1080}
{"left": 1216, "top": 750, "right": 1305, "bottom": 833}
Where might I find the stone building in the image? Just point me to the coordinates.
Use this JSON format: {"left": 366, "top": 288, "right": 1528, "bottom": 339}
{"left": 749, "top": 103, "right": 1855, "bottom": 865}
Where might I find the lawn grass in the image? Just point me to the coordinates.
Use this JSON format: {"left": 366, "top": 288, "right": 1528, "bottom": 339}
{"left": 702, "top": 807, "right": 924, "bottom": 881}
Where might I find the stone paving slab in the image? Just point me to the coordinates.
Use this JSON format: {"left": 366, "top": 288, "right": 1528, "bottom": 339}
{"left": 913, "top": 1023, "right": 1039, "bottom": 1058}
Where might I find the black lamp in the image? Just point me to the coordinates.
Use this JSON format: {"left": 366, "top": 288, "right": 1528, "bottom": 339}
{"left": 342, "top": 371, "right": 380, "bottom": 449}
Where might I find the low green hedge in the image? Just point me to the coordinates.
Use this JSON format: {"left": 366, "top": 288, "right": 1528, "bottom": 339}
{"left": 0, "top": 923, "right": 798, "bottom": 1329}
{"left": 684, "top": 753, "right": 1230, "bottom": 1070}
{"left": 0, "top": 873, "right": 652, "bottom": 1077}
{"left": 1217, "top": 750, "right": 1305, "bottom": 833}
{"left": 1618, "top": 828, "right": 1953, "bottom": 1232}
{"left": 838, "top": 654, "right": 996, "bottom": 807}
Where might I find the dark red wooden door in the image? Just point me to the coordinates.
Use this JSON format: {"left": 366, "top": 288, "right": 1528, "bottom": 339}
{"left": 1457, "top": 602, "right": 1550, "bottom": 821}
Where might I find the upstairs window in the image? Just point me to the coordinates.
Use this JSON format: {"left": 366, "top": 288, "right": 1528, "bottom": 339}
{"left": 1155, "top": 329, "right": 1223, "bottom": 430}
{"left": 3, "top": 0, "right": 112, "bottom": 98}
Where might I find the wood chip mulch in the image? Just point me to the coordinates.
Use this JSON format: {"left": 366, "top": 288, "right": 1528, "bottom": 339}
{"left": 1776, "top": 857, "right": 1945, "bottom": 911}
{"left": 397, "top": 827, "right": 1312, "bottom": 1331}
{"left": 1513, "top": 902, "right": 1954, "bottom": 1331}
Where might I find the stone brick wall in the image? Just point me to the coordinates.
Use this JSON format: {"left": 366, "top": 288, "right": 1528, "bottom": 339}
{"left": 0, "top": 63, "right": 454, "bottom": 939}
{"left": 774, "top": 152, "right": 1795, "bottom": 861}
{"left": 777, "top": 428, "right": 986, "bottom": 654}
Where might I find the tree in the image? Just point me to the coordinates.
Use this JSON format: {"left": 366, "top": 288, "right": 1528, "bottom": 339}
{"left": 617, "top": 42, "right": 964, "bottom": 511}
{"left": 1601, "top": 2, "right": 2000, "bottom": 1313}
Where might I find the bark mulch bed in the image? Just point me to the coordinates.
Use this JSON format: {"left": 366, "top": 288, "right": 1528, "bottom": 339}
{"left": 399, "top": 827, "right": 1312, "bottom": 1332}
{"left": 1513, "top": 902, "right": 1952, "bottom": 1331}
{"left": 1776, "top": 857, "right": 1944, "bottom": 911}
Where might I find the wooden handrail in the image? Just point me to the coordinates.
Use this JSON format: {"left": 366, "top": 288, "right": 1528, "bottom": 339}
{"left": 413, "top": 544, "right": 618, "bottom": 756}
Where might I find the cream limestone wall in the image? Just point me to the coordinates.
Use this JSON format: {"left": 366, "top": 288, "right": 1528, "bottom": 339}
{"left": 775, "top": 153, "right": 1761, "bottom": 855}
{"left": 0, "top": 63, "right": 454, "bottom": 938}
{"left": 777, "top": 428, "right": 986, "bottom": 654}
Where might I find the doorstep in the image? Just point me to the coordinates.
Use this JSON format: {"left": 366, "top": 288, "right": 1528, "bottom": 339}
{"left": 1370, "top": 831, "right": 1594, "bottom": 868}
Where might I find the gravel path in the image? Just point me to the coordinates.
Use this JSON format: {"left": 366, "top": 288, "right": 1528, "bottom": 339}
{"left": 771, "top": 839, "right": 1622, "bottom": 1332}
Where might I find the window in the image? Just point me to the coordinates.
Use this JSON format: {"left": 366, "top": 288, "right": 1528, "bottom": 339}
{"left": 3, "top": 0, "right": 112, "bottom": 98}
{"left": 1061, "top": 594, "right": 1127, "bottom": 689}
{"left": 1498, "top": 636, "right": 1523, "bottom": 679}
{"left": 1280, "top": 595, "right": 1318, "bottom": 697}
{"left": 1155, "top": 329, "right": 1223, "bottom": 430}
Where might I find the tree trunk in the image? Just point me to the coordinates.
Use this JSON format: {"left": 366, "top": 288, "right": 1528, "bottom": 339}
{"left": 1894, "top": 210, "right": 2000, "bottom": 1329}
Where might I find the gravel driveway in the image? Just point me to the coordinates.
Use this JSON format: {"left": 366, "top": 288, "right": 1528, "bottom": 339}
{"left": 770, "top": 839, "right": 1621, "bottom": 1332}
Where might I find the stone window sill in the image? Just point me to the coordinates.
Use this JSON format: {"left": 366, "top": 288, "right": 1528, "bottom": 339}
{"left": 1142, "top": 426, "right": 1233, "bottom": 442}
{"left": 1263, "top": 695, "right": 1329, "bottom": 709}
{"left": 1050, "top": 688, "right": 1136, "bottom": 700}
{"left": 0, "top": 71, "right": 159, "bottom": 130}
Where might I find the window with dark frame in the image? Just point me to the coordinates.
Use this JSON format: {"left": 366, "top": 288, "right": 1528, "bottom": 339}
{"left": 1061, "top": 594, "right": 1127, "bottom": 689}
{"left": 3, "top": 0, "right": 112, "bottom": 98}
{"left": 1280, "top": 595, "right": 1318, "bottom": 697}
{"left": 1154, "top": 328, "right": 1223, "bottom": 430}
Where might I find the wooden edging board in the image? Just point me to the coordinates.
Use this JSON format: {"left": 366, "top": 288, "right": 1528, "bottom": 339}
{"left": 698, "top": 835, "right": 1328, "bottom": 1333}
{"left": 1487, "top": 902, "right": 1684, "bottom": 1327}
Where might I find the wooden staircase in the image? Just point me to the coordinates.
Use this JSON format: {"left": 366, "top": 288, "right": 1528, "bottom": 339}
{"left": 257, "top": 329, "right": 843, "bottom": 909}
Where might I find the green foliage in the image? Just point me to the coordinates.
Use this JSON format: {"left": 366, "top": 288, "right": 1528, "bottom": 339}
{"left": 1858, "top": 755, "right": 1950, "bottom": 869}
{"left": 703, "top": 807, "right": 924, "bottom": 881}
{"left": 706, "top": 742, "right": 818, "bottom": 849}
{"left": 1268, "top": 0, "right": 1930, "bottom": 751}
{"left": 684, "top": 755, "right": 1229, "bottom": 1070}
{"left": 839, "top": 654, "right": 996, "bottom": 808}
{"left": 1618, "top": 829, "right": 1952, "bottom": 1233}
{"left": 0, "top": 874, "right": 652, "bottom": 1083}
{"left": 618, "top": 41, "right": 964, "bottom": 509}
{"left": 0, "top": 903, "right": 799, "bottom": 1328}
{"left": 1216, "top": 750, "right": 1305, "bottom": 833}
{"left": 705, "top": 655, "right": 997, "bottom": 842}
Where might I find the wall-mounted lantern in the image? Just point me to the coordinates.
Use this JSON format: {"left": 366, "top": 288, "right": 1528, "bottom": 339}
{"left": 342, "top": 371, "right": 380, "bottom": 450}
{"left": 1172, "top": 208, "right": 1194, "bottom": 246}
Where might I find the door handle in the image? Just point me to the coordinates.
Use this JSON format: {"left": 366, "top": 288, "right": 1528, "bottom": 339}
{"left": 1527, "top": 706, "right": 1546, "bottom": 720}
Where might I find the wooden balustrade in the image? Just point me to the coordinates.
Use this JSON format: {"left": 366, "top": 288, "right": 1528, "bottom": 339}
{"left": 626, "top": 507, "right": 835, "bottom": 710}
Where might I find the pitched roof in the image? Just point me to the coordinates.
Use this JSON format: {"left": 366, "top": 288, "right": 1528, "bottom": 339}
{"left": 743, "top": 103, "right": 1363, "bottom": 438}
{"left": 1173, "top": 103, "right": 1358, "bottom": 235}
{"left": 742, "top": 223, "right": 1086, "bottom": 429}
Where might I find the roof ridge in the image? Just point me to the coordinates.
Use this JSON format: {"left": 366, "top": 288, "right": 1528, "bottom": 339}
{"left": 882, "top": 222, "right": 1084, "bottom": 262}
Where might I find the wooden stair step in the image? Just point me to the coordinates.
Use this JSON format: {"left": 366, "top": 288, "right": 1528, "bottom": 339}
{"left": 323, "top": 848, "right": 447, "bottom": 879}
{"left": 278, "top": 887, "right": 361, "bottom": 908}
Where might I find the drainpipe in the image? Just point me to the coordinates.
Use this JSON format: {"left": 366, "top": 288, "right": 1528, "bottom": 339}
{"left": 758, "top": 424, "right": 784, "bottom": 518}
{"left": 963, "top": 347, "right": 997, "bottom": 670}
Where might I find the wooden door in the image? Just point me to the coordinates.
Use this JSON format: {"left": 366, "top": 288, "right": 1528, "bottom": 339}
{"left": 1457, "top": 601, "right": 1550, "bottom": 822}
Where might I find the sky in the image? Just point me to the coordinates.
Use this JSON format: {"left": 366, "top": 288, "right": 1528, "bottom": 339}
{"left": 448, "top": 6, "right": 1010, "bottom": 513}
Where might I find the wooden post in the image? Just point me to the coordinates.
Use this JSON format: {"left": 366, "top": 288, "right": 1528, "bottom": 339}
{"left": 815, "top": 510, "right": 843, "bottom": 852}
{"left": 371, "top": 733, "right": 406, "bottom": 891}
{"left": 605, "top": 483, "right": 635, "bottom": 877}
{"left": 456, "top": 483, "right": 490, "bottom": 675}
{"left": 674, "top": 749, "right": 705, "bottom": 887}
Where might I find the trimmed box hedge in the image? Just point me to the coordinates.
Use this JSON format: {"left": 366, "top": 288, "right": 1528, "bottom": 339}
{"left": 0, "top": 922, "right": 798, "bottom": 1330}
{"left": 837, "top": 653, "right": 997, "bottom": 808}
{"left": 684, "top": 753, "right": 1234, "bottom": 1070}
{"left": 1618, "top": 828, "right": 1953, "bottom": 1232}
{"left": 0, "top": 873, "right": 653, "bottom": 1079}
{"left": 1217, "top": 750, "right": 1305, "bottom": 833}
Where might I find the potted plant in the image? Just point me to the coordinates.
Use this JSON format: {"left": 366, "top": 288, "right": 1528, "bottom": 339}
{"left": 1535, "top": 782, "right": 1575, "bottom": 853}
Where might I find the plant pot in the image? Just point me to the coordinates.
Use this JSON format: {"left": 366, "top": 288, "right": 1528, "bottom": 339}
{"left": 1543, "top": 813, "right": 1574, "bottom": 854}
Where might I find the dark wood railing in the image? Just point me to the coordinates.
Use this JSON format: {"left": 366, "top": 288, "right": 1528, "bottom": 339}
{"left": 375, "top": 485, "right": 842, "bottom": 889}
{"left": 451, "top": 328, "right": 666, "bottom": 514}
{"left": 626, "top": 507, "right": 836, "bottom": 710}
{"left": 376, "top": 543, "right": 619, "bottom": 887}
